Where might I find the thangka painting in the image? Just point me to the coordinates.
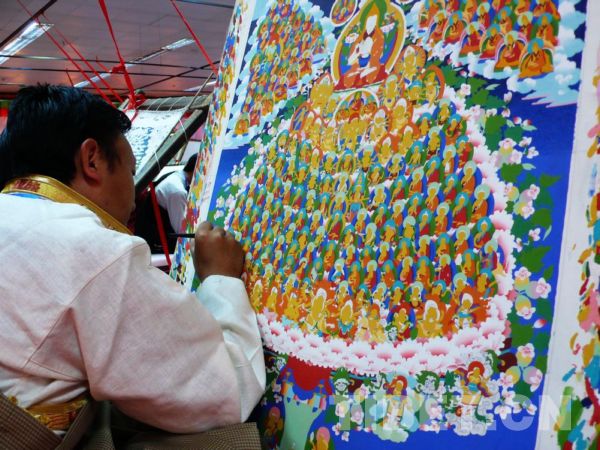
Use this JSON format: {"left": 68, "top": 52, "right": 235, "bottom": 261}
{"left": 172, "top": 0, "right": 598, "bottom": 448}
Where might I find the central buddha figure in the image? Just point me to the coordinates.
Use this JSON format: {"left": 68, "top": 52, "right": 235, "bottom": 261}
{"left": 332, "top": 0, "right": 405, "bottom": 90}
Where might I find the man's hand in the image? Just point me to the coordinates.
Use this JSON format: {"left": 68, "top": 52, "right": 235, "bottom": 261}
{"left": 193, "top": 221, "right": 245, "bottom": 282}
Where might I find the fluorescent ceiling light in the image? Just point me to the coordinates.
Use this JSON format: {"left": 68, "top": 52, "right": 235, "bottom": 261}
{"left": 184, "top": 80, "right": 215, "bottom": 92}
{"left": 75, "top": 38, "right": 193, "bottom": 88}
{"left": 0, "top": 22, "right": 52, "bottom": 65}
{"left": 74, "top": 71, "right": 111, "bottom": 88}
{"left": 162, "top": 38, "right": 194, "bottom": 51}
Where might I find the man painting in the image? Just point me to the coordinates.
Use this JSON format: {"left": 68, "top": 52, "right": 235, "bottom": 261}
{"left": 0, "top": 85, "right": 265, "bottom": 447}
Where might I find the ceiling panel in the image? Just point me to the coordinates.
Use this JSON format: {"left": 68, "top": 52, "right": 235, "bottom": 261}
{"left": 0, "top": 0, "right": 234, "bottom": 99}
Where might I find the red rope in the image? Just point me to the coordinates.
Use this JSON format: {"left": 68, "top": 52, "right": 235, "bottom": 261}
{"left": 170, "top": 0, "right": 219, "bottom": 76}
{"left": 97, "top": 0, "right": 138, "bottom": 108}
{"left": 95, "top": 58, "right": 111, "bottom": 74}
{"left": 47, "top": 21, "right": 124, "bottom": 102}
{"left": 149, "top": 182, "right": 172, "bottom": 270}
{"left": 16, "top": 0, "right": 114, "bottom": 104}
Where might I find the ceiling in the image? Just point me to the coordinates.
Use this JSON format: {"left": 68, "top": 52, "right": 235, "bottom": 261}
{"left": 0, "top": 0, "right": 235, "bottom": 100}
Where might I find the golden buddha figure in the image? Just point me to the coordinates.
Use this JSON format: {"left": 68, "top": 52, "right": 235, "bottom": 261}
{"left": 418, "top": 300, "right": 443, "bottom": 338}
{"left": 519, "top": 38, "right": 553, "bottom": 79}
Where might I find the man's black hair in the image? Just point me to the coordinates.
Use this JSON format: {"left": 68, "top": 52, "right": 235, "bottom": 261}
{"left": 183, "top": 153, "right": 198, "bottom": 173}
{"left": 0, "top": 84, "right": 131, "bottom": 190}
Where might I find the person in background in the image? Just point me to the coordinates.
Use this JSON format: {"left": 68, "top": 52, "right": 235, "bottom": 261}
{"left": 155, "top": 153, "right": 197, "bottom": 234}
{"left": 0, "top": 84, "right": 265, "bottom": 448}
{"left": 134, "top": 154, "right": 197, "bottom": 253}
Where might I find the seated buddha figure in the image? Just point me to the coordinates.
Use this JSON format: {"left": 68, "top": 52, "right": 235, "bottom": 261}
{"left": 462, "top": 0, "right": 478, "bottom": 22}
{"left": 334, "top": 0, "right": 402, "bottom": 90}
{"left": 460, "top": 22, "right": 484, "bottom": 56}
{"left": 417, "top": 300, "right": 444, "bottom": 338}
{"left": 518, "top": 11, "right": 534, "bottom": 40}
{"left": 419, "top": 0, "right": 441, "bottom": 28}
{"left": 480, "top": 24, "right": 503, "bottom": 60}
{"left": 423, "top": 68, "right": 444, "bottom": 105}
{"left": 519, "top": 38, "right": 553, "bottom": 79}
{"left": 443, "top": 11, "right": 466, "bottom": 44}
{"left": 428, "top": 10, "right": 448, "bottom": 45}
{"left": 367, "top": 305, "right": 388, "bottom": 343}
{"left": 495, "top": 31, "right": 526, "bottom": 71}
{"left": 515, "top": 0, "right": 531, "bottom": 14}
{"left": 471, "top": 185, "right": 494, "bottom": 222}
{"left": 533, "top": 0, "right": 560, "bottom": 21}
{"left": 393, "top": 307, "right": 412, "bottom": 341}
{"left": 379, "top": 73, "right": 399, "bottom": 110}
{"left": 476, "top": 2, "right": 491, "bottom": 29}
{"left": 534, "top": 13, "right": 558, "bottom": 49}
{"left": 391, "top": 98, "right": 413, "bottom": 134}
{"left": 494, "top": 7, "right": 514, "bottom": 35}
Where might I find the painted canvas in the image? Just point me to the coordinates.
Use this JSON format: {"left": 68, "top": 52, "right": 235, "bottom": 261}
{"left": 124, "top": 108, "right": 186, "bottom": 171}
{"left": 173, "top": 0, "right": 597, "bottom": 448}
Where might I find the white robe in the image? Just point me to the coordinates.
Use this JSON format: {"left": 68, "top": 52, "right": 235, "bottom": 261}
{"left": 0, "top": 193, "right": 265, "bottom": 433}
{"left": 155, "top": 170, "right": 188, "bottom": 232}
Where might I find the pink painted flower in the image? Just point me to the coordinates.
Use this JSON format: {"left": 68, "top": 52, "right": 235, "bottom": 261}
{"left": 516, "top": 305, "right": 536, "bottom": 320}
{"left": 528, "top": 228, "right": 541, "bottom": 242}
{"left": 460, "top": 84, "right": 471, "bottom": 96}
{"left": 502, "top": 390, "right": 516, "bottom": 405}
{"left": 469, "top": 105, "right": 484, "bottom": 122}
{"left": 515, "top": 267, "right": 532, "bottom": 280}
{"left": 494, "top": 404, "right": 512, "bottom": 419}
{"left": 528, "top": 184, "right": 540, "bottom": 200}
{"left": 515, "top": 237, "right": 524, "bottom": 252}
{"left": 521, "top": 204, "right": 534, "bottom": 219}
{"left": 517, "top": 343, "right": 535, "bottom": 366}
{"left": 509, "top": 150, "right": 523, "bottom": 164}
{"left": 341, "top": 431, "right": 350, "bottom": 441}
{"left": 524, "top": 367, "right": 543, "bottom": 392}
{"left": 500, "top": 138, "right": 516, "bottom": 152}
{"left": 534, "top": 278, "right": 551, "bottom": 299}
{"left": 498, "top": 372, "right": 516, "bottom": 389}
{"left": 519, "top": 137, "right": 532, "bottom": 147}
{"left": 527, "top": 147, "right": 539, "bottom": 158}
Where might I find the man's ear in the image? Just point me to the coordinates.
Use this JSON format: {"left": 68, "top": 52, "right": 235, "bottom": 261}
{"left": 76, "top": 138, "right": 104, "bottom": 184}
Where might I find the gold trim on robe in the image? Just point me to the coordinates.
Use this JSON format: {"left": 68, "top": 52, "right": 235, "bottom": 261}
{"left": 1, "top": 175, "right": 131, "bottom": 235}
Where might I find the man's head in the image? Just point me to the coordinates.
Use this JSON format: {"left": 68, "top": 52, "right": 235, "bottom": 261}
{"left": 0, "top": 84, "right": 135, "bottom": 224}
{"left": 183, "top": 153, "right": 198, "bottom": 185}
